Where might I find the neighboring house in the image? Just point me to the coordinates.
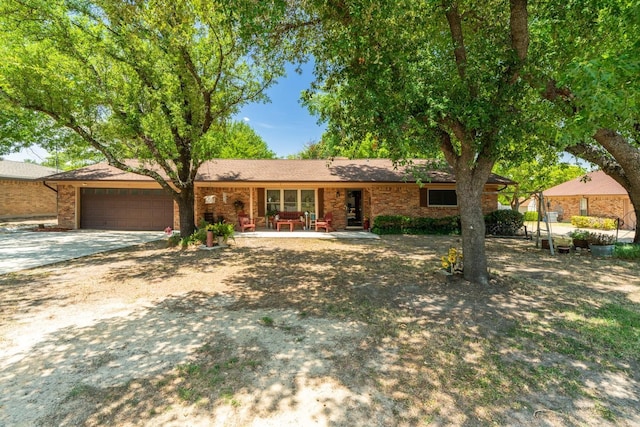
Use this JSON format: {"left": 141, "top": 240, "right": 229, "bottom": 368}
{"left": 45, "top": 159, "right": 514, "bottom": 231}
{"left": 543, "top": 170, "right": 636, "bottom": 230}
{"left": 0, "top": 160, "right": 58, "bottom": 219}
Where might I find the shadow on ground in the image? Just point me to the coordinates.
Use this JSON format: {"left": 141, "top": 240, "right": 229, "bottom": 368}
{"left": 0, "top": 235, "right": 638, "bottom": 426}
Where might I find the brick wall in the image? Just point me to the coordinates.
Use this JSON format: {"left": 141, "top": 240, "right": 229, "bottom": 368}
{"left": 370, "top": 185, "right": 498, "bottom": 219}
{"left": 195, "top": 186, "right": 252, "bottom": 227}
{"left": 191, "top": 184, "right": 500, "bottom": 231}
{"left": 0, "top": 179, "right": 57, "bottom": 219}
{"left": 546, "top": 195, "right": 634, "bottom": 229}
{"left": 57, "top": 184, "right": 76, "bottom": 228}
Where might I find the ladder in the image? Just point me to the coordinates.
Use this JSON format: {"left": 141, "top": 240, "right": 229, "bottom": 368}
{"left": 536, "top": 192, "right": 555, "bottom": 255}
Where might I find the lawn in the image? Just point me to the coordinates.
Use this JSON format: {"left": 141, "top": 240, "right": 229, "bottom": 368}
{"left": 0, "top": 235, "right": 638, "bottom": 426}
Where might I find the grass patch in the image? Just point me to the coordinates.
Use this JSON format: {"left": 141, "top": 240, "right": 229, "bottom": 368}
{"left": 259, "top": 316, "right": 274, "bottom": 326}
{"left": 615, "top": 243, "right": 640, "bottom": 260}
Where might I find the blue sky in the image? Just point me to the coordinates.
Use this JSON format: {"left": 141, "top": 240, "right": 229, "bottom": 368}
{"left": 236, "top": 62, "right": 325, "bottom": 158}
{"left": 5, "top": 62, "right": 324, "bottom": 163}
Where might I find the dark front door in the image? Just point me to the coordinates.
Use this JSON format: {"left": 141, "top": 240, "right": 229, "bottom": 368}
{"left": 346, "top": 190, "right": 363, "bottom": 227}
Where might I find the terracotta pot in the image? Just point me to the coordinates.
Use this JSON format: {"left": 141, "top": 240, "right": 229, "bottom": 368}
{"left": 206, "top": 230, "right": 214, "bottom": 247}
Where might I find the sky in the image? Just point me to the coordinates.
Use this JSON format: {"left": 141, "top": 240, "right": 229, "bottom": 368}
{"left": 4, "top": 62, "right": 324, "bottom": 163}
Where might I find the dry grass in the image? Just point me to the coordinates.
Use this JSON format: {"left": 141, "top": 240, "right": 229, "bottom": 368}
{"left": 0, "top": 235, "right": 639, "bottom": 426}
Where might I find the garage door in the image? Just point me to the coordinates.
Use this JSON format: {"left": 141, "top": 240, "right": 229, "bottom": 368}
{"left": 81, "top": 188, "right": 174, "bottom": 231}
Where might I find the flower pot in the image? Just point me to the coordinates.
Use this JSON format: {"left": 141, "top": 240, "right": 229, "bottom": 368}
{"left": 216, "top": 236, "right": 226, "bottom": 247}
{"left": 572, "top": 239, "right": 589, "bottom": 249}
{"left": 589, "top": 244, "right": 614, "bottom": 257}
{"left": 206, "top": 230, "right": 214, "bottom": 247}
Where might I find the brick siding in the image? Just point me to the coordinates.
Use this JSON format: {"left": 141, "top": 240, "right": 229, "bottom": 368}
{"left": 0, "top": 179, "right": 57, "bottom": 219}
{"left": 56, "top": 185, "right": 76, "bottom": 229}
{"left": 546, "top": 195, "right": 634, "bottom": 229}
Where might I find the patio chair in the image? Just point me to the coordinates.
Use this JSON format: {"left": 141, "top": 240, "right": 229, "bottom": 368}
{"left": 315, "top": 212, "right": 333, "bottom": 232}
{"left": 237, "top": 214, "right": 256, "bottom": 232}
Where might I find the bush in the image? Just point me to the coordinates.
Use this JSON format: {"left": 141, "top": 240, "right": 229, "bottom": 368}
{"left": 523, "top": 211, "right": 538, "bottom": 222}
{"left": 615, "top": 243, "right": 640, "bottom": 260}
{"left": 372, "top": 215, "right": 460, "bottom": 235}
{"left": 571, "top": 216, "right": 618, "bottom": 230}
{"left": 586, "top": 231, "right": 616, "bottom": 245}
{"left": 484, "top": 209, "right": 524, "bottom": 236}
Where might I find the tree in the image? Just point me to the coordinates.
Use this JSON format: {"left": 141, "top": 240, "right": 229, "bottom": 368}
{"left": 537, "top": 1, "right": 640, "bottom": 242}
{"left": 0, "top": 0, "right": 300, "bottom": 236}
{"left": 306, "top": 1, "right": 549, "bottom": 285}
{"left": 213, "top": 121, "right": 276, "bottom": 159}
{"left": 494, "top": 157, "right": 585, "bottom": 210}
{"left": 290, "top": 134, "right": 391, "bottom": 159}
{"left": 41, "top": 144, "right": 105, "bottom": 171}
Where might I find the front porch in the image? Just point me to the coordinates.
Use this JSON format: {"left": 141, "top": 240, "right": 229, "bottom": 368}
{"left": 232, "top": 229, "right": 380, "bottom": 240}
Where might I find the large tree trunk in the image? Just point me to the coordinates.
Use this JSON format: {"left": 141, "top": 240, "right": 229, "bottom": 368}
{"left": 175, "top": 186, "right": 196, "bottom": 237}
{"left": 456, "top": 173, "right": 491, "bottom": 286}
{"left": 440, "top": 129, "right": 495, "bottom": 285}
{"left": 566, "top": 129, "right": 640, "bottom": 243}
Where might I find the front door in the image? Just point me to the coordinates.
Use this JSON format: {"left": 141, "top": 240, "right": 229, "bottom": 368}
{"left": 346, "top": 190, "right": 363, "bottom": 228}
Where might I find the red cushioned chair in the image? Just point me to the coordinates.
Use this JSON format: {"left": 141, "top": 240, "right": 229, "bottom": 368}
{"left": 315, "top": 212, "right": 333, "bottom": 232}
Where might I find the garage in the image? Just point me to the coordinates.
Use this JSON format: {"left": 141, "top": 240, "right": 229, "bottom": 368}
{"left": 81, "top": 188, "right": 173, "bottom": 231}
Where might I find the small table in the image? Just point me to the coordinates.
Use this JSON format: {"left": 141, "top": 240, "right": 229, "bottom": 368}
{"left": 276, "top": 220, "right": 295, "bottom": 231}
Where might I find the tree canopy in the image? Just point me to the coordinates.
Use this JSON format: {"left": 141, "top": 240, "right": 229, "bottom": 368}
{"left": 305, "top": 0, "right": 554, "bottom": 284}
{"left": 537, "top": 1, "right": 640, "bottom": 240}
{"left": 0, "top": 0, "right": 301, "bottom": 235}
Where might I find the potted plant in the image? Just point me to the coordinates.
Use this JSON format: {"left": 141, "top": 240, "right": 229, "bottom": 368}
{"left": 568, "top": 229, "right": 590, "bottom": 249}
{"left": 555, "top": 236, "right": 573, "bottom": 254}
{"left": 587, "top": 232, "right": 616, "bottom": 257}
{"left": 266, "top": 208, "right": 278, "bottom": 229}
{"left": 211, "top": 222, "right": 235, "bottom": 246}
{"left": 204, "top": 223, "right": 215, "bottom": 247}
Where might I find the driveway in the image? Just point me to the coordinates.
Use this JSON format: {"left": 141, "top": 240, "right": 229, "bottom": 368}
{"left": 0, "top": 229, "right": 165, "bottom": 275}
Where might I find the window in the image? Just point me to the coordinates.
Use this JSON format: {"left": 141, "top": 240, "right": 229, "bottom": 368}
{"left": 423, "top": 189, "right": 457, "bottom": 207}
{"left": 265, "top": 189, "right": 316, "bottom": 213}
{"left": 301, "top": 189, "right": 315, "bottom": 212}
{"left": 266, "top": 189, "right": 280, "bottom": 214}
{"left": 283, "top": 189, "right": 298, "bottom": 211}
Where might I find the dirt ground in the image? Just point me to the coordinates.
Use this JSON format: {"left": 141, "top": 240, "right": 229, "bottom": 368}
{"left": 0, "top": 233, "right": 639, "bottom": 426}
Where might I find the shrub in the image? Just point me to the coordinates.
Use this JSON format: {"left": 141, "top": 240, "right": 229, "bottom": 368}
{"left": 568, "top": 229, "right": 590, "bottom": 240}
{"left": 614, "top": 243, "right": 640, "bottom": 260}
{"left": 372, "top": 215, "right": 460, "bottom": 235}
{"left": 586, "top": 232, "right": 616, "bottom": 245}
{"left": 484, "top": 209, "right": 524, "bottom": 236}
{"left": 523, "top": 211, "right": 538, "bottom": 222}
{"left": 571, "top": 216, "right": 618, "bottom": 230}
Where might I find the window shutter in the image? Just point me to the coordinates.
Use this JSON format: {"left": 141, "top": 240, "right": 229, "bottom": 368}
{"left": 419, "top": 188, "right": 428, "bottom": 207}
{"left": 257, "top": 188, "right": 265, "bottom": 216}
{"left": 318, "top": 188, "right": 324, "bottom": 215}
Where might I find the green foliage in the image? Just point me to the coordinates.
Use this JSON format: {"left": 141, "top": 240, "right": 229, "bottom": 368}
{"left": 484, "top": 210, "right": 525, "bottom": 236}
{"left": 568, "top": 229, "right": 590, "bottom": 240}
{"left": 372, "top": 215, "right": 460, "bottom": 235}
{"left": 571, "top": 216, "right": 618, "bottom": 230}
{"left": 523, "top": 211, "right": 539, "bottom": 222}
{"left": 586, "top": 232, "right": 616, "bottom": 246}
{"left": 494, "top": 160, "right": 586, "bottom": 208}
{"left": 0, "top": 0, "right": 300, "bottom": 235}
{"left": 212, "top": 121, "right": 276, "bottom": 159}
{"left": 614, "top": 243, "right": 640, "bottom": 260}
{"left": 210, "top": 223, "right": 235, "bottom": 239}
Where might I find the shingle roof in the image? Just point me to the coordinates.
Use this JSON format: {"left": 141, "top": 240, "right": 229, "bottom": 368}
{"left": 543, "top": 170, "right": 627, "bottom": 196}
{"left": 0, "top": 159, "right": 59, "bottom": 180}
{"left": 46, "top": 159, "right": 515, "bottom": 185}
